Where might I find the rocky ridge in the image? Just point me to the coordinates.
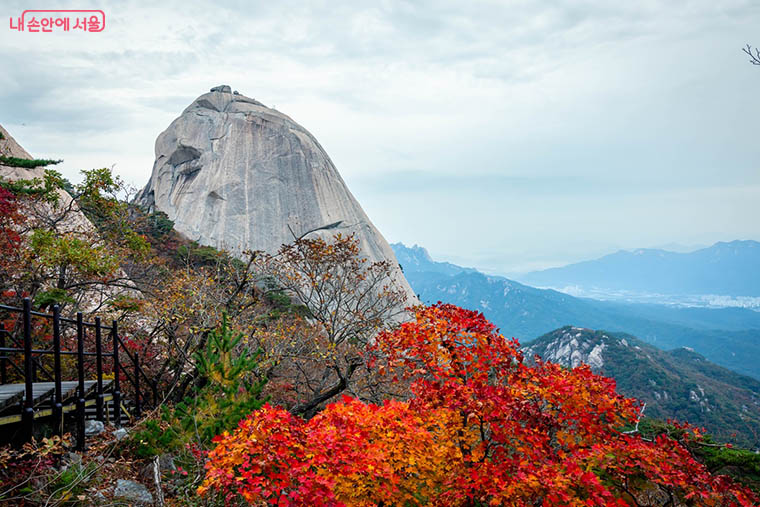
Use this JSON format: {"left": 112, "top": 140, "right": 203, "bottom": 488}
{"left": 0, "top": 124, "right": 89, "bottom": 233}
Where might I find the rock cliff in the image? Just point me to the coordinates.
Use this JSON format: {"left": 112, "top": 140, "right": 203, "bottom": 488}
{"left": 1, "top": 124, "right": 37, "bottom": 177}
{"left": 0, "top": 124, "right": 93, "bottom": 234}
{"left": 136, "top": 86, "right": 415, "bottom": 301}
{"left": 0, "top": 124, "right": 138, "bottom": 310}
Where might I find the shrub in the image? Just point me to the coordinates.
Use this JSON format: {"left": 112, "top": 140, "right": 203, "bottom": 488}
{"left": 199, "top": 304, "right": 759, "bottom": 506}
{"left": 131, "top": 314, "right": 267, "bottom": 456}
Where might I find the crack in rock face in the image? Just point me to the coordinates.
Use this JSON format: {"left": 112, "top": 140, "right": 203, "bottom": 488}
{"left": 135, "top": 86, "right": 416, "bottom": 302}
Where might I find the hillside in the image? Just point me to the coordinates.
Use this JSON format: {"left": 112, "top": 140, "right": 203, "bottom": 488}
{"left": 523, "top": 327, "right": 760, "bottom": 448}
{"left": 518, "top": 240, "right": 760, "bottom": 298}
{"left": 392, "top": 243, "right": 760, "bottom": 379}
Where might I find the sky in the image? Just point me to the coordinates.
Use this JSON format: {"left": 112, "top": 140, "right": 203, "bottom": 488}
{"left": 1, "top": 0, "right": 759, "bottom": 275}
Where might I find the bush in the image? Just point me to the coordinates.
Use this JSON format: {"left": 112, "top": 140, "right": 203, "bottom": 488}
{"left": 146, "top": 211, "right": 174, "bottom": 240}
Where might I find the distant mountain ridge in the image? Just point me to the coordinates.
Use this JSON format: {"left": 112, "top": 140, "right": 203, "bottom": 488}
{"left": 392, "top": 243, "right": 477, "bottom": 279}
{"left": 523, "top": 327, "right": 760, "bottom": 448}
{"left": 517, "top": 240, "right": 760, "bottom": 297}
{"left": 391, "top": 243, "right": 760, "bottom": 380}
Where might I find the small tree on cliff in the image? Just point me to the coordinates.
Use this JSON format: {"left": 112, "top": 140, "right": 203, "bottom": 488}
{"left": 0, "top": 166, "right": 150, "bottom": 312}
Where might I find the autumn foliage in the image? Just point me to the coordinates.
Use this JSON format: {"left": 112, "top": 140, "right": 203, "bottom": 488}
{"left": 199, "top": 304, "right": 758, "bottom": 506}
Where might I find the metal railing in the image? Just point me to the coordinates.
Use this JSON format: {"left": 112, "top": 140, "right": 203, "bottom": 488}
{"left": 0, "top": 298, "right": 158, "bottom": 450}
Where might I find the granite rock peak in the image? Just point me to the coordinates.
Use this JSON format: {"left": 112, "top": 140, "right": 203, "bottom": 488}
{"left": 136, "top": 87, "right": 416, "bottom": 301}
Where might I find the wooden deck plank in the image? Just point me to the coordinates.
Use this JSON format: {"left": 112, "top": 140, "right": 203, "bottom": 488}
{"left": 30, "top": 384, "right": 55, "bottom": 406}
{"left": 0, "top": 379, "right": 114, "bottom": 413}
{"left": 0, "top": 394, "right": 114, "bottom": 426}
{"left": 0, "top": 384, "right": 24, "bottom": 410}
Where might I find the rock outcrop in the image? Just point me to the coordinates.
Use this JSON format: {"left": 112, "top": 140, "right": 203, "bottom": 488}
{"left": 522, "top": 326, "right": 760, "bottom": 447}
{"left": 136, "top": 86, "right": 416, "bottom": 301}
{"left": 0, "top": 124, "right": 138, "bottom": 309}
{"left": 0, "top": 125, "right": 100, "bottom": 237}
{"left": 523, "top": 326, "right": 608, "bottom": 370}
{"left": 1, "top": 124, "right": 40, "bottom": 179}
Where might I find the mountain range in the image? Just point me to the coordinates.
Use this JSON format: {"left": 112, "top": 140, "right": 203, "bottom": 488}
{"left": 392, "top": 243, "right": 760, "bottom": 380}
{"left": 517, "top": 240, "right": 760, "bottom": 299}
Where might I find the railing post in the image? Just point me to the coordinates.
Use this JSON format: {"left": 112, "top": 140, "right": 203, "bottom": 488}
{"left": 22, "top": 298, "right": 34, "bottom": 442}
{"left": 52, "top": 305, "right": 63, "bottom": 436}
{"left": 0, "top": 331, "right": 6, "bottom": 384}
{"left": 75, "top": 312, "right": 86, "bottom": 451}
{"left": 111, "top": 321, "right": 121, "bottom": 427}
{"left": 134, "top": 352, "right": 141, "bottom": 418}
{"left": 95, "top": 317, "right": 104, "bottom": 422}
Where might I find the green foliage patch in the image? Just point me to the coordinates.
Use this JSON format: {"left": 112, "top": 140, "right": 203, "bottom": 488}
{"left": 638, "top": 418, "right": 760, "bottom": 493}
{"left": 33, "top": 288, "right": 76, "bottom": 308}
{"left": 131, "top": 314, "right": 267, "bottom": 457}
{"left": 0, "top": 156, "right": 62, "bottom": 169}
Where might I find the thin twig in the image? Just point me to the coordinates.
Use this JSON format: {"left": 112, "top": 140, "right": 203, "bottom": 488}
{"left": 743, "top": 44, "right": 760, "bottom": 65}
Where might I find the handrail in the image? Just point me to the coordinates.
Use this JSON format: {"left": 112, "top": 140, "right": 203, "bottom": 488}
{"left": 115, "top": 333, "right": 159, "bottom": 407}
{"left": 0, "top": 298, "right": 156, "bottom": 449}
{"left": 0, "top": 330, "right": 56, "bottom": 382}
{"left": 0, "top": 347, "right": 113, "bottom": 357}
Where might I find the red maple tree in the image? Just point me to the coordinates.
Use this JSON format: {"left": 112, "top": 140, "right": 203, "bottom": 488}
{"left": 200, "top": 303, "right": 758, "bottom": 506}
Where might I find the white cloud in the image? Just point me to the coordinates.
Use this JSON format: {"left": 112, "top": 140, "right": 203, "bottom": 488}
{"left": 1, "top": 0, "right": 759, "bottom": 272}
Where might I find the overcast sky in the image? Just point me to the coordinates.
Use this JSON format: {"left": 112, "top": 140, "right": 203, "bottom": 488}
{"left": 2, "top": 0, "right": 759, "bottom": 274}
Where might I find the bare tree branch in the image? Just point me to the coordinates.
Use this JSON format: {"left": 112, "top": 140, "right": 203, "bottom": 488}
{"left": 743, "top": 44, "right": 760, "bottom": 65}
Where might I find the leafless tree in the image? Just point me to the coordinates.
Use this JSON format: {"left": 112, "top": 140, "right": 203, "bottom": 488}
{"left": 256, "top": 233, "right": 408, "bottom": 417}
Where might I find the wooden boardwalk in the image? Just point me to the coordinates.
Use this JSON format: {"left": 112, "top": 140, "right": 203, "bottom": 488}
{"left": 0, "top": 299, "right": 157, "bottom": 448}
{"left": 0, "top": 380, "right": 113, "bottom": 425}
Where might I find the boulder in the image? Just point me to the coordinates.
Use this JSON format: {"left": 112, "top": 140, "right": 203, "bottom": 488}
{"left": 113, "top": 479, "right": 153, "bottom": 505}
{"left": 136, "top": 86, "right": 416, "bottom": 303}
{"left": 84, "top": 419, "right": 105, "bottom": 436}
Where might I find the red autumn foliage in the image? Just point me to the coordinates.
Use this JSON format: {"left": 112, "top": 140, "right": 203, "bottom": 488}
{"left": 0, "top": 186, "right": 25, "bottom": 298}
{"left": 200, "top": 303, "right": 758, "bottom": 506}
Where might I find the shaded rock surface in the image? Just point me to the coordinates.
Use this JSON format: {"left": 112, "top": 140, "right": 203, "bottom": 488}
{"left": 0, "top": 124, "right": 33, "bottom": 159}
{"left": 0, "top": 124, "right": 88, "bottom": 229}
{"left": 113, "top": 479, "right": 153, "bottom": 505}
{"left": 1, "top": 124, "right": 44, "bottom": 180}
{"left": 84, "top": 419, "right": 105, "bottom": 436}
{"left": 136, "top": 86, "right": 416, "bottom": 301}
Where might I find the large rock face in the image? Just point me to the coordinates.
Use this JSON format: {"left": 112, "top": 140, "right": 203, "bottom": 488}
{"left": 0, "top": 124, "right": 138, "bottom": 310}
{"left": 137, "top": 86, "right": 416, "bottom": 300}
{"left": 1, "top": 124, "right": 38, "bottom": 178}
{"left": 0, "top": 124, "right": 91, "bottom": 232}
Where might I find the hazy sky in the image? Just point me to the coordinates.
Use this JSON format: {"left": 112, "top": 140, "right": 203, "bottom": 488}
{"left": 2, "top": 0, "right": 759, "bottom": 274}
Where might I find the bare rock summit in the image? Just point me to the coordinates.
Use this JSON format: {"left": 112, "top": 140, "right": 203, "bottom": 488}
{"left": 136, "top": 86, "right": 416, "bottom": 300}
